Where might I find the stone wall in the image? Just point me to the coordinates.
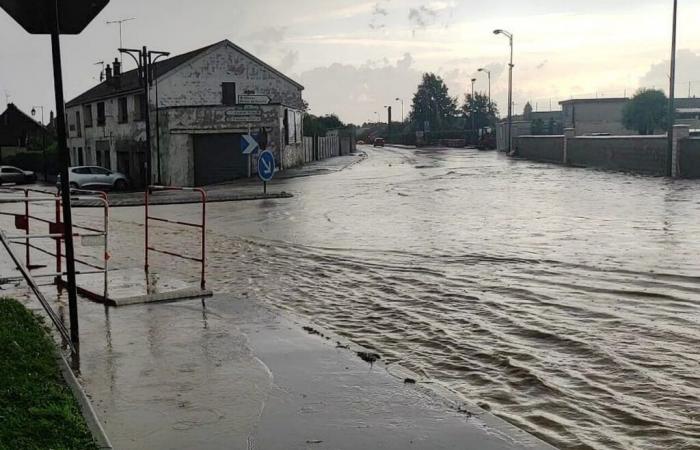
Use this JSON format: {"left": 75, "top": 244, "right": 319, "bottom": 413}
{"left": 566, "top": 136, "right": 667, "bottom": 175}
{"left": 515, "top": 136, "right": 564, "bottom": 162}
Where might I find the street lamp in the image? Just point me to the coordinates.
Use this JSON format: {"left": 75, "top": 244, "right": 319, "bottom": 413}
{"left": 31, "top": 105, "right": 48, "bottom": 181}
{"left": 667, "top": 0, "right": 678, "bottom": 177}
{"left": 148, "top": 51, "right": 170, "bottom": 185}
{"left": 494, "top": 28, "right": 514, "bottom": 154}
{"left": 470, "top": 78, "right": 477, "bottom": 145}
{"left": 119, "top": 46, "right": 169, "bottom": 187}
{"left": 477, "top": 68, "right": 491, "bottom": 105}
{"left": 384, "top": 105, "right": 390, "bottom": 124}
{"left": 395, "top": 97, "right": 404, "bottom": 123}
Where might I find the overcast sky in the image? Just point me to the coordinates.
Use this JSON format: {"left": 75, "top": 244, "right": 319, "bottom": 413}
{"left": 2, "top": 0, "right": 700, "bottom": 124}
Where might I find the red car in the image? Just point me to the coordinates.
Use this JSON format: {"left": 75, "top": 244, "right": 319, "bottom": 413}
{"left": 373, "top": 138, "right": 385, "bottom": 147}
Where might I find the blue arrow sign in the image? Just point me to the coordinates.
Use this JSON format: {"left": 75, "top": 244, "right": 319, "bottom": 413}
{"left": 241, "top": 134, "right": 259, "bottom": 155}
{"left": 257, "top": 150, "right": 275, "bottom": 182}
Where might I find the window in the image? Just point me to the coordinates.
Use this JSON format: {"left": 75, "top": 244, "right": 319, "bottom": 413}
{"left": 96, "top": 151, "right": 102, "bottom": 167}
{"left": 1, "top": 168, "right": 22, "bottom": 174}
{"left": 222, "top": 82, "right": 236, "bottom": 106}
{"left": 84, "top": 105, "right": 93, "bottom": 128}
{"left": 284, "top": 109, "right": 290, "bottom": 145}
{"left": 90, "top": 167, "right": 111, "bottom": 175}
{"left": 75, "top": 111, "right": 82, "bottom": 137}
{"left": 72, "top": 167, "right": 91, "bottom": 174}
{"left": 285, "top": 109, "right": 300, "bottom": 145}
{"left": 134, "top": 94, "right": 146, "bottom": 121}
{"left": 118, "top": 97, "right": 128, "bottom": 123}
{"left": 77, "top": 148, "right": 84, "bottom": 166}
{"left": 97, "top": 102, "right": 106, "bottom": 126}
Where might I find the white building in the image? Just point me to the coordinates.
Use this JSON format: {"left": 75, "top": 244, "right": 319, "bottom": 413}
{"left": 66, "top": 39, "right": 305, "bottom": 187}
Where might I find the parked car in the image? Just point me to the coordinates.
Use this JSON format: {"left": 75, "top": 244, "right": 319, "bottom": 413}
{"left": 0, "top": 166, "right": 37, "bottom": 185}
{"left": 57, "top": 166, "right": 129, "bottom": 191}
{"left": 373, "top": 138, "right": 385, "bottom": 147}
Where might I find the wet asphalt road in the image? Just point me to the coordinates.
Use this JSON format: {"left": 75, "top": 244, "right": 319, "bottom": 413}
{"left": 5, "top": 146, "right": 700, "bottom": 449}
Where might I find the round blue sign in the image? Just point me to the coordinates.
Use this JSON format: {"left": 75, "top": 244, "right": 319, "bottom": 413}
{"left": 257, "top": 150, "right": 275, "bottom": 182}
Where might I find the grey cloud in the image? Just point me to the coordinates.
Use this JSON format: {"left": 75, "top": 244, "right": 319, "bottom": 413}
{"left": 373, "top": 3, "right": 388, "bottom": 16}
{"left": 278, "top": 50, "right": 299, "bottom": 72}
{"left": 409, "top": 6, "right": 437, "bottom": 30}
{"left": 640, "top": 49, "right": 700, "bottom": 94}
{"left": 536, "top": 60, "right": 548, "bottom": 70}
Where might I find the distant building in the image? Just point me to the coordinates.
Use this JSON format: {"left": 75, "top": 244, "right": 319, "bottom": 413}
{"left": 0, "top": 103, "right": 45, "bottom": 162}
{"left": 560, "top": 98, "right": 631, "bottom": 136}
{"left": 65, "top": 39, "right": 305, "bottom": 187}
{"left": 560, "top": 97, "right": 700, "bottom": 136}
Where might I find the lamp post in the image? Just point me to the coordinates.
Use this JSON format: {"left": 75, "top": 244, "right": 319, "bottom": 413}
{"left": 477, "top": 68, "right": 491, "bottom": 104}
{"left": 667, "top": 0, "right": 678, "bottom": 177}
{"left": 395, "top": 97, "right": 404, "bottom": 122}
{"left": 31, "top": 105, "right": 47, "bottom": 181}
{"left": 148, "top": 52, "right": 170, "bottom": 185}
{"left": 494, "top": 29, "right": 514, "bottom": 153}
{"left": 384, "top": 105, "right": 390, "bottom": 124}
{"left": 470, "top": 78, "right": 477, "bottom": 145}
{"left": 119, "top": 46, "right": 169, "bottom": 187}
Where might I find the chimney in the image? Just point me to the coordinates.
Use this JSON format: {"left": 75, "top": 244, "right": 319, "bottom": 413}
{"left": 105, "top": 64, "right": 112, "bottom": 82}
{"left": 113, "top": 58, "right": 121, "bottom": 77}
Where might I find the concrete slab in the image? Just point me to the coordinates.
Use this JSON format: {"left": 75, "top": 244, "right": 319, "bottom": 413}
{"left": 66, "top": 268, "right": 212, "bottom": 306}
{"left": 75, "top": 295, "right": 556, "bottom": 450}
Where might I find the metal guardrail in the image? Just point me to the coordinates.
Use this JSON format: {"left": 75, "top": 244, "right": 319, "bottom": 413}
{"left": 145, "top": 186, "right": 207, "bottom": 290}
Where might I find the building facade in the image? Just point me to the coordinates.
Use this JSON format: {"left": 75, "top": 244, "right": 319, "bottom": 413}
{"left": 66, "top": 40, "right": 305, "bottom": 187}
{"left": 0, "top": 103, "right": 45, "bottom": 162}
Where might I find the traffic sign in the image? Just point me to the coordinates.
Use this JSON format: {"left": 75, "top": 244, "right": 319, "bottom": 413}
{"left": 238, "top": 94, "right": 270, "bottom": 105}
{"left": 257, "top": 150, "right": 275, "bottom": 182}
{"left": 0, "top": 0, "right": 110, "bottom": 35}
{"left": 241, "top": 134, "right": 259, "bottom": 155}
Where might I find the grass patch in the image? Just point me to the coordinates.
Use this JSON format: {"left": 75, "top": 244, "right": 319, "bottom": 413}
{"left": 0, "top": 298, "right": 98, "bottom": 450}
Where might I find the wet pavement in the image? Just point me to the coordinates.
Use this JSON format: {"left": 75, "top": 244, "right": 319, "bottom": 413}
{"left": 2, "top": 146, "right": 700, "bottom": 449}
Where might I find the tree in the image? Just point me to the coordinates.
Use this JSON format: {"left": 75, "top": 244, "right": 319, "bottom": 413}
{"left": 622, "top": 88, "right": 669, "bottom": 135}
{"left": 408, "top": 73, "right": 458, "bottom": 132}
{"left": 303, "top": 113, "right": 345, "bottom": 136}
{"left": 461, "top": 93, "right": 499, "bottom": 131}
{"left": 523, "top": 102, "right": 533, "bottom": 121}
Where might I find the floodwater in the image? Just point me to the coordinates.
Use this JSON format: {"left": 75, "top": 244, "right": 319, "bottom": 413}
{"left": 11, "top": 146, "right": 700, "bottom": 449}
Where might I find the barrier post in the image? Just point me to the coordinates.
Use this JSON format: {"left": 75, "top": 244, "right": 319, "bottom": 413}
{"left": 24, "top": 189, "right": 30, "bottom": 268}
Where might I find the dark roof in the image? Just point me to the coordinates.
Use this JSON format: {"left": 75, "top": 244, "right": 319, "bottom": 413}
{"left": 66, "top": 42, "right": 218, "bottom": 108}
{"left": 0, "top": 104, "right": 44, "bottom": 146}
{"left": 559, "top": 98, "right": 628, "bottom": 105}
{"left": 66, "top": 39, "right": 304, "bottom": 108}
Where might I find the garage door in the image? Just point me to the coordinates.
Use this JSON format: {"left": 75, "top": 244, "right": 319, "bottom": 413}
{"left": 193, "top": 134, "right": 247, "bottom": 186}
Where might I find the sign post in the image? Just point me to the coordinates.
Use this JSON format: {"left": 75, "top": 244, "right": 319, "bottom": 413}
{"left": 0, "top": 0, "right": 110, "bottom": 351}
{"left": 257, "top": 150, "right": 275, "bottom": 194}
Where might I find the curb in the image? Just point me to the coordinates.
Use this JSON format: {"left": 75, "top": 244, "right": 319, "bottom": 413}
{"left": 72, "top": 191, "right": 294, "bottom": 208}
{"left": 56, "top": 352, "right": 113, "bottom": 449}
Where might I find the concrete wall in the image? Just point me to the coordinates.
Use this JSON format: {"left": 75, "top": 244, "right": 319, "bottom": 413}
{"left": 516, "top": 135, "right": 564, "bottom": 162}
{"left": 567, "top": 136, "right": 667, "bottom": 175}
{"left": 679, "top": 137, "right": 700, "bottom": 178}
{"left": 157, "top": 42, "right": 304, "bottom": 110}
{"left": 496, "top": 121, "right": 531, "bottom": 151}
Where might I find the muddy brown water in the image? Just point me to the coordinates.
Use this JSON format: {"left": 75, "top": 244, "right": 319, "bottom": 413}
{"left": 5, "top": 147, "right": 700, "bottom": 449}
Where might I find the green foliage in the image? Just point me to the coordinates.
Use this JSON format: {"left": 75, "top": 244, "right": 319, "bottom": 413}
{"left": 462, "top": 93, "right": 499, "bottom": 130}
{"left": 622, "top": 88, "right": 669, "bottom": 135}
{"left": 0, "top": 298, "right": 98, "bottom": 450}
{"left": 530, "top": 118, "right": 545, "bottom": 135}
{"left": 409, "top": 73, "right": 458, "bottom": 132}
{"left": 303, "top": 113, "right": 345, "bottom": 137}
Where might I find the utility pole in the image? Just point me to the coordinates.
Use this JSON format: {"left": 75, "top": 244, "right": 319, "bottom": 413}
{"left": 106, "top": 18, "right": 135, "bottom": 63}
{"left": 395, "top": 97, "right": 404, "bottom": 122}
{"left": 31, "top": 106, "right": 47, "bottom": 181}
{"left": 119, "top": 46, "right": 169, "bottom": 187}
{"left": 470, "top": 78, "right": 477, "bottom": 145}
{"left": 667, "top": 0, "right": 678, "bottom": 177}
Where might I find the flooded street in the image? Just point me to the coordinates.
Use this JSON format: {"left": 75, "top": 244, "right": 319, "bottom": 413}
{"left": 14, "top": 146, "right": 700, "bottom": 449}
{"left": 121, "top": 146, "right": 699, "bottom": 449}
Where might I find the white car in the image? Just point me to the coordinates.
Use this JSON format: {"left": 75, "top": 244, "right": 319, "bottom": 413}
{"left": 57, "top": 166, "right": 129, "bottom": 191}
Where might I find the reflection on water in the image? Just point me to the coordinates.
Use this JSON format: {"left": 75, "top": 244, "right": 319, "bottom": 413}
{"left": 4, "top": 147, "right": 700, "bottom": 449}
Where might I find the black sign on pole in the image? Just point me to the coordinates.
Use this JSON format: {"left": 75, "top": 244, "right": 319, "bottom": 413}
{"left": 0, "top": 0, "right": 110, "bottom": 352}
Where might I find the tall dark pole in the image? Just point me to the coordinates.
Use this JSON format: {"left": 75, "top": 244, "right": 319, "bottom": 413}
{"left": 51, "top": 27, "right": 80, "bottom": 347}
{"left": 142, "top": 45, "right": 152, "bottom": 186}
{"left": 471, "top": 78, "right": 476, "bottom": 145}
{"left": 508, "top": 34, "right": 513, "bottom": 154}
{"left": 667, "top": 0, "right": 678, "bottom": 177}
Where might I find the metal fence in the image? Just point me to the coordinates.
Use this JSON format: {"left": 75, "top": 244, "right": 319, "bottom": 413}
{"left": 302, "top": 135, "right": 340, "bottom": 163}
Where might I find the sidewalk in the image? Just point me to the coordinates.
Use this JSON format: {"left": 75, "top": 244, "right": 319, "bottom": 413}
{"left": 70, "top": 152, "right": 366, "bottom": 207}
{"left": 75, "top": 294, "right": 555, "bottom": 450}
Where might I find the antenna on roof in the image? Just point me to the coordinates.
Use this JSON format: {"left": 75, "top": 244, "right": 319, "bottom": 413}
{"left": 106, "top": 18, "right": 136, "bottom": 63}
{"left": 94, "top": 61, "right": 105, "bottom": 81}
